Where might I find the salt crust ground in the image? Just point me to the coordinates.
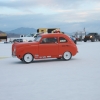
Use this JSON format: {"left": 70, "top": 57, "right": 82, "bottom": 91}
{"left": 0, "top": 41, "right": 100, "bottom": 100}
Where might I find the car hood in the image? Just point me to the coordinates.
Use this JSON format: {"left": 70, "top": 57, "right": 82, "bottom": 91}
{"left": 85, "top": 35, "right": 91, "bottom": 37}
{"left": 12, "top": 41, "right": 38, "bottom": 50}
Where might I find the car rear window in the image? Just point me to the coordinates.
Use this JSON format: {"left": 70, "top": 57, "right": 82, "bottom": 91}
{"left": 59, "top": 37, "right": 67, "bottom": 43}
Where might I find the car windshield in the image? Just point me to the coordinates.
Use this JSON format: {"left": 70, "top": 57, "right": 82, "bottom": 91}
{"left": 88, "top": 33, "right": 96, "bottom": 35}
{"left": 34, "top": 36, "right": 42, "bottom": 42}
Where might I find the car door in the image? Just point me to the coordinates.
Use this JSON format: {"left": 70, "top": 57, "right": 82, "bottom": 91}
{"left": 58, "top": 37, "right": 71, "bottom": 54}
{"left": 39, "top": 37, "right": 59, "bottom": 57}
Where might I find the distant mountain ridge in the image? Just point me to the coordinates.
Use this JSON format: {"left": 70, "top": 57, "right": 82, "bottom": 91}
{"left": 6, "top": 27, "right": 37, "bottom": 35}
{"left": 1, "top": 27, "right": 75, "bottom": 38}
{"left": 0, "top": 30, "right": 6, "bottom": 34}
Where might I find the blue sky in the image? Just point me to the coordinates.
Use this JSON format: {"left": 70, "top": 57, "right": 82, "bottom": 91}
{"left": 0, "top": 0, "right": 100, "bottom": 33}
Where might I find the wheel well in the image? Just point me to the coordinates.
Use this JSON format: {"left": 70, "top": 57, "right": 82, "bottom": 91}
{"left": 63, "top": 51, "right": 72, "bottom": 56}
{"left": 23, "top": 53, "right": 34, "bottom": 58}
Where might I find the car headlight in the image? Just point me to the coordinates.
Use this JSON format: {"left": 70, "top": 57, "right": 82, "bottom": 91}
{"left": 13, "top": 48, "right": 16, "bottom": 56}
{"left": 14, "top": 48, "right": 16, "bottom": 52}
{"left": 90, "top": 36, "right": 92, "bottom": 38}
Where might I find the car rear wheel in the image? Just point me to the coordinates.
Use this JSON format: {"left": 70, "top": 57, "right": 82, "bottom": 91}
{"left": 23, "top": 53, "right": 33, "bottom": 63}
{"left": 91, "top": 38, "right": 95, "bottom": 42}
{"left": 63, "top": 51, "right": 72, "bottom": 60}
{"left": 84, "top": 39, "right": 87, "bottom": 42}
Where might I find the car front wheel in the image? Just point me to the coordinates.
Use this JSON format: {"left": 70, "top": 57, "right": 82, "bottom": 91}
{"left": 23, "top": 53, "right": 33, "bottom": 63}
{"left": 63, "top": 51, "right": 72, "bottom": 60}
{"left": 84, "top": 39, "right": 87, "bottom": 42}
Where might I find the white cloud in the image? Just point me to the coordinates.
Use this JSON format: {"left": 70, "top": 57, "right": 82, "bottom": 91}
{"left": 0, "top": 0, "right": 100, "bottom": 32}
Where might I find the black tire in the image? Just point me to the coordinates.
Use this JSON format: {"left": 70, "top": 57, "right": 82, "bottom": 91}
{"left": 62, "top": 51, "right": 72, "bottom": 61}
{"left": 23, "top": 53, "right": 33, "bottom": 63}
{"left": 91, "top": 38, "right": 95, "bottom": 42}
{"left": 84, "top": 39, "right": 87, "bottom": 42}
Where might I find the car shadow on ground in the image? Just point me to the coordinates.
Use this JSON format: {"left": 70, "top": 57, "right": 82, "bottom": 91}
{"left": 11, "top": 58, "right": 77, "bottom": 64}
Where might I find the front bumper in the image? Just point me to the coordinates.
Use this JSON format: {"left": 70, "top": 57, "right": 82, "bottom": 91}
{"left": 12, "top": 51, "right": 16, "bottom": 57}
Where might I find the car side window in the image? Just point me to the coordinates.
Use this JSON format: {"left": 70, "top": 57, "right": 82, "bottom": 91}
{"left": 59, "top": 37, "right": 67, "bottom": 43}
{"left": 41, "top": 37, "right": 58, "bottom": 44}
{"left": 95, "top": 33, "right": 97, "bottom": 35}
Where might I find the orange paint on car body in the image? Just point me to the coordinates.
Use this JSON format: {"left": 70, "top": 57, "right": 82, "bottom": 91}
{"left": 12, "top": 33, "right": 78, "bottom": 63}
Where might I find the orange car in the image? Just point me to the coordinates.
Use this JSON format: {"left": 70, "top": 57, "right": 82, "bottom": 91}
{"left": 12, "top": 33, "right": 78, "bottom": 63}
